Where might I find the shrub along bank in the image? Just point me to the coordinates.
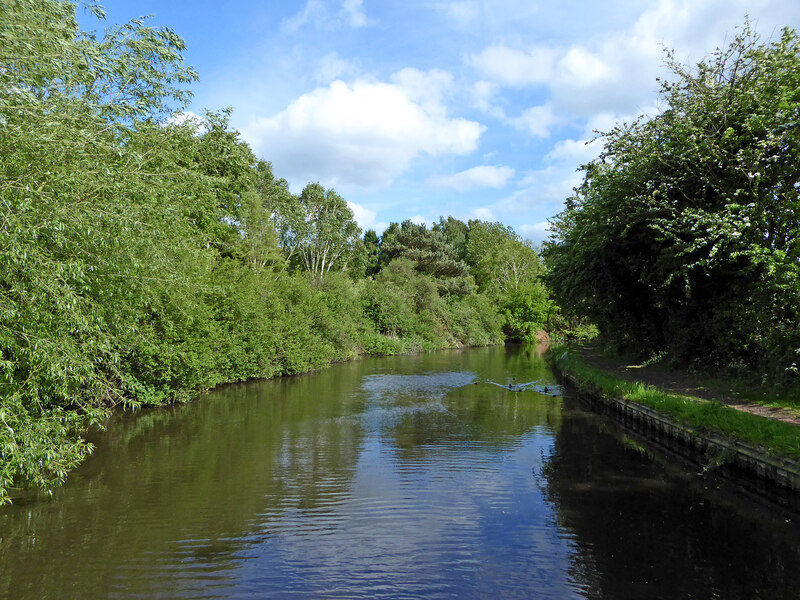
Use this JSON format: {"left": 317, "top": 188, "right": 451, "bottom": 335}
{"left": 1, "top": 1, "right": 555, "bottom": 503}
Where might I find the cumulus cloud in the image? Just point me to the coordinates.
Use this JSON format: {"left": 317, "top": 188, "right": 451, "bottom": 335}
{"left": 241, "top": 73, "right": 485, "bottom": 190}
{"left": 266, "top": 0, "right": 800, "bottom": 234}
{"left": 347, "top": 200, "right": 388, "bottom": 233}
{"left": 512, "top": 104, "right": 558, "bottom": 138}
{"left": 467, "top": 0, "right": 799, "bottom": 125}
{"left": 410, "top": 215, "right": 429, "bottom": 226}
{"left": 431, "top": 165, "right": 515, "bottom": 191}
{"left": 390, "top": 68, "right": 454, "bottom": 112}
{"left": 470, "top": 45, "right": 556, "bottom": 86}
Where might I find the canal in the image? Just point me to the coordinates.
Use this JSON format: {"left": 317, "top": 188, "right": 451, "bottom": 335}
{"left": 1, "top": 345, "right": 799, "bottom": 599}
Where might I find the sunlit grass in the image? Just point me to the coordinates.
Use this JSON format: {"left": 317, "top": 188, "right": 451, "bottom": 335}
{"left": 551, "top": 347, "right": 800, "bottom": 460}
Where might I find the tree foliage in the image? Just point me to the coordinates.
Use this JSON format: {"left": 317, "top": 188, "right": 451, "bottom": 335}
{"left": 545, "top": 24, "right": 800, "bottom": 378}
{"left": 0, "top": 0, "right": 550, "bottom": 503}
{"left": 380, "top": 219, "right": 473, "bottom": 295}
{"left": 466, "top": 221, "right": 552, "bottom": 341}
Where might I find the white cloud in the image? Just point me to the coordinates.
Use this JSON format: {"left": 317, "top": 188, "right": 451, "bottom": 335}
{"left": 410, "top": 215, "right": 429, "bottom": 226}
{"left": 487, "top": 133, "right": 600, "bottom": 229}
{"left": 557, "top": 46, "right": 614, "bottom": 87}
{"left": 470, "top": 207, "right": 496, "bottom": 221}
{"left": 503, "top": 167, "right": 582, "bottom": 214}
{"left": 347, "top": 200, "right": 388, "bottom": 232}
{"left": 341, "top": 0, "right": 369, "bottom": 27}
{"left": 470, "top": 45, "right": 556, "bottom": 86}
{"left": 471, "top": 80, "right": 500, "bottom": 114}
{"left": 165, "top": 110, "right": 204, "bottom": 132}
{"left": 545, "top": 137, "right": 601, "bottom": 165}
{"left": 465, "top": 0, "right": 800, "bottom": 126}
{"left": 241, "top": 74, "right": 485, "bottom": 190}
{"left": 315, "top": 52, "right": 357, "bottom": 84}
{"left": 390, "top": 68, "right": 454, "bottom": 112}
{"left": 432, "top": 165, "right": 515, "bottom": 191}
{"left": 518, "top": 221, "right": 552, "bottom": 244}
{"left": 513, "top": 104, "right": 558, "bottom": 138}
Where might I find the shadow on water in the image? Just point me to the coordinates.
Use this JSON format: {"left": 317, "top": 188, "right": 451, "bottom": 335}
{"left": 543, "top": 392, "right": 800, "bottom": 600}
{"left": 1, "top": 345, "right": 800, "bottom": 599}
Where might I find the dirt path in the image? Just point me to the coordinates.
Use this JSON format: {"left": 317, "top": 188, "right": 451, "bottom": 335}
{"left": 576, "top": 345, "right": 800, "bottom": 427}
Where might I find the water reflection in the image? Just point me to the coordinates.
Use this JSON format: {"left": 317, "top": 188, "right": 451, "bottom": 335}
{"left": 544, "top": 399, "right": 800, "bottom": 600}
{"left": 1, "top": 346, "right": 799, "bottom": 599}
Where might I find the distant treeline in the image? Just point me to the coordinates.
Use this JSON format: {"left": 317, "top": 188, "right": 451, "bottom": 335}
{"left": 0, "top": 1, "right": 567, "bottom": 500}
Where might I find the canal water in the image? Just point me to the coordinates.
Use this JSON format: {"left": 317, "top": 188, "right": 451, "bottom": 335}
{"left": 2, "top": 345, "right": 800, "bottom": 599}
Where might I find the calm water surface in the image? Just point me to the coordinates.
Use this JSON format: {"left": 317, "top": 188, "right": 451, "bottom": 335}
{"left": 2, "top": 346, "right": 800, "bottom": 599}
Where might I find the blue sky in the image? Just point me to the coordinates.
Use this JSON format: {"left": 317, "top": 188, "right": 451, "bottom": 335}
{"left": 80, "top": 1, "right": 799, "bottom": 241}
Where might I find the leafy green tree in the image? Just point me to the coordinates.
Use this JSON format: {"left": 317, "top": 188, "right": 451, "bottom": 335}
{"left": 0, "top": 0, "right": 201, "bottom": 499}
{"left": 433, "top": 216, "right": 469, "bottom": 262}
{"left": 545, "top": 24, "right": 800, "bottom": 377}
{"left": 252, "top": 160, "right": 304, "bottom": 269}
{"left": 293, "top": 183, "right": 362, "bottom": 278}
{"left": 240, "top": 189, "right": 285, "bottom": 274}
{"left": 362, "top": 229, "right": 382, "bottom": 277}
{"left": 381, "top": 220, "right": 473, "bottom": 295}
{"left": 465, "top": 221, "right": 551, "bottom": 341}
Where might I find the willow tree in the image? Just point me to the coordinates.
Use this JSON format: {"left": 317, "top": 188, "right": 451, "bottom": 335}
{"left": 545, "top": 24, "right": 800, "bottom": 378}
{"left": 0, "top": 0, "right": 201, "bottom": 499}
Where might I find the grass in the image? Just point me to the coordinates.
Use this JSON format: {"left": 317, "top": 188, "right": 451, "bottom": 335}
{"left": 551, "top": 346, "right": 800, "bottom": 461}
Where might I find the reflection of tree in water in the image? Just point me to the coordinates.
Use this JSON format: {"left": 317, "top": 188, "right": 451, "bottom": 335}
{"left": 542, "top": 399, "right": 800, "bottom": 600}
{"left": 0, "top": 361, "right": 368, "bottom": 600}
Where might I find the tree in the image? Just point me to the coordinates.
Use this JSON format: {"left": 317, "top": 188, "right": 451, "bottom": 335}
{"left": 362, "top": 229, "right": 382, "bottom": 277}
{"left": 433, "top": 216, "right": 469, "bottom": 262}
{"left": 239, "top": 189, "right": 284, "bottom": 274}
{"left": 293, "top": 183, "right": 361, "bottom": 278}
{"left": 0, "top": 0, "right": 201, "bottom": 499}
{"left": 381, "top": 220, "right": 473, "bottom": 295}
{"left": 545, "top": 23, "right": 800, "bottom": 377}
{"left": 466, "top": 221, "right": 551, "bottom": 341}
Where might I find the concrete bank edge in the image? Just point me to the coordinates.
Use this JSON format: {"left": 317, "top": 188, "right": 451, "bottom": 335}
{"left": 555, "top": 369, "right": 800, "bottom": 495}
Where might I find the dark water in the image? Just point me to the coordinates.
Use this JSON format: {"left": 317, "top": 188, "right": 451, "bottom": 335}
{"left": 2, "top": 346, "right": 800, "bottom": 599}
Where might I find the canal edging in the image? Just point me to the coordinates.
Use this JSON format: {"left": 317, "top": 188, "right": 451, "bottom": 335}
{"left": 550, "top": 356, "right": 800, "bottom": 500}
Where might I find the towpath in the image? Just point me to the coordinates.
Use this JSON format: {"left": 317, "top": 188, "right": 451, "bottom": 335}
{"left": 576, "top": 345, "right": 800, "bottom": 427}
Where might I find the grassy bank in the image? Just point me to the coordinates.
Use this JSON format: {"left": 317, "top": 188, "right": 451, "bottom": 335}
{"left": 550, "top": 346, "right": 800, "bottom": 460}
